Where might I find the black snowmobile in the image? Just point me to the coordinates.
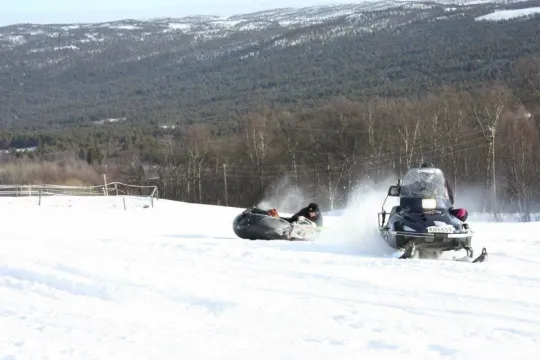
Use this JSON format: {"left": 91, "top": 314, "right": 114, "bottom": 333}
{"left": 233, "top": 208, "right": 318, "bottom": 241}
{"left": 377, "top": 167, "right": 487, "bottom": 262}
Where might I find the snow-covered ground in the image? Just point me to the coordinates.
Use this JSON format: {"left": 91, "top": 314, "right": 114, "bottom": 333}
{"left": 475, "top": 6, "right": 540, "bottom": 21}
{"left": 1, "top": 194, "right": 539, "bottom": 359}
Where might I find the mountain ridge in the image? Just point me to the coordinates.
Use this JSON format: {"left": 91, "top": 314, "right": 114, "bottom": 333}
{"left": 1, "top": 0, "right": 539, "bottom": 128}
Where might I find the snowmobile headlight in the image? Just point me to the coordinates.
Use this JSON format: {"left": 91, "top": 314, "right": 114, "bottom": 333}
{"left": 422, "top": 199, "right": 436, "bottom": 209}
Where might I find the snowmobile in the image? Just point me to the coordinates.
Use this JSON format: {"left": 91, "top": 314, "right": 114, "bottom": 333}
{"left": 377, "top": 167, "right": 487, "bottom": 262}
{"left": 233, "top": 208, "right": 319, "bottom": 241}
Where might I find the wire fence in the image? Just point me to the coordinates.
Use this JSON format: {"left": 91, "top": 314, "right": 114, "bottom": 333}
{"left": 0, "top": 182, "right": 159, "bottom": 209}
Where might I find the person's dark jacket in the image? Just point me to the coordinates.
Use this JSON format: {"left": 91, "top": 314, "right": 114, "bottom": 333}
{"left": 284, "top": 206, "right": 323, "bottom": 227}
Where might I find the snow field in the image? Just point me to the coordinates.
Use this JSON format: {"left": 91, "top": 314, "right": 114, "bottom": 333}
{"left": 0, "top": 196, "right": 539, "bottom": 359}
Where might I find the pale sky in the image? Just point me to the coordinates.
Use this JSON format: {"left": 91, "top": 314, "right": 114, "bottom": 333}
{"left": 0, "top": 0, "right": 360, "bottom": 26}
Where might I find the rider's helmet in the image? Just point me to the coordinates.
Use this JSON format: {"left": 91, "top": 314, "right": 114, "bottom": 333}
{"left": 420, "top": 161, "right": 434, "bottom": 168}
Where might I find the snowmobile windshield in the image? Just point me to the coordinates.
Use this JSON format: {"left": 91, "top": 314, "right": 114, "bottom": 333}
{"left": 400, "top": 168, "right": 447, "bottom": 199}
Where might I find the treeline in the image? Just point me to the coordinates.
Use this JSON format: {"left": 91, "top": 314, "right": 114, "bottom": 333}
{"left": 149, "top": 81, "right": 539, "bottom": 216}
{"left": 1, "top": 55, "right": 539, "bottom": 217}
{"left": 0, "top": 123, "right": 160, "bottom": 159}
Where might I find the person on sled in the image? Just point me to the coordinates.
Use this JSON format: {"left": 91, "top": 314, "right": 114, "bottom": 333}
{"left": 282, "top": 202, "right": 323, "bottom": 227}
{"left": 244, "top": 202, "right": 323, "bottom": 227}
{"left": 420, "top": 162, "right": 468, "bottom": 221}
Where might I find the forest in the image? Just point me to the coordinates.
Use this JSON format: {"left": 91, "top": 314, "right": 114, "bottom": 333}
{"left": 1, "top": 62, "right": 539, "bottom": 218}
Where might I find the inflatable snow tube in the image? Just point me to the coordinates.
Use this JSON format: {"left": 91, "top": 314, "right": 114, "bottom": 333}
{"left": 233, "top": 211, "right": 293, "bottom": 240}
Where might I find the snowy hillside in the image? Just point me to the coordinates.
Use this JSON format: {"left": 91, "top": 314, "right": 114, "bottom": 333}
{"left": 1, "top": 194, "right": 539, "bottom": 359}
{"left": 0, "top": 2, "right": 437, "bottom": 57}
{"left": 475, "top": 5, "right": 540, "bottom": 19}
{"left": 0, "top": 1, "right": 533, "bottom": 62}
{"left": 2, "top": 0, "right": 540, "bottom": 128}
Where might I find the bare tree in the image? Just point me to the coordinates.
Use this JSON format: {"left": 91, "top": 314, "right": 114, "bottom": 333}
{"left": 501, "top": 105, "right": 539, "bottom": 220}
{"left": 243, "top": 112, "right": 274, "bottom": 198}
{"left": 473, "top": 85, "right": 512, "bottom": 212}
{"left": 184, "top": 124, "right": 210, "bottom": 204}
{"left": 397, "top": 99, "right": 421, "bottom": 169}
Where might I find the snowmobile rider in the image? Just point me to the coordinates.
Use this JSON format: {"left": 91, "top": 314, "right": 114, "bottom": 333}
{"left": 420, "top": 162, "right": 468, "bottom": 221}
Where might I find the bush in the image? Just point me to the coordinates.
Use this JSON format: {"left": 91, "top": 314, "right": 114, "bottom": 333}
{"left": 0, "top": 159, "right": 102, "bottom": 185}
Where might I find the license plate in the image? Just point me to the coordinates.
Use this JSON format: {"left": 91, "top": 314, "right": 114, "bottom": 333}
{"left": 426, "top": 225, "right": 454, "bottom": 233}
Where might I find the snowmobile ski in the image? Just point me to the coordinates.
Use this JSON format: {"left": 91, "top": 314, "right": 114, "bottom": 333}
{"left": 472, "top": 247, "right": 488, "bottom": 263}
{"left": 453, "top": 247, "right": 488, "bottom": 263}
{"left": 399, "top": 241, "right": 416, "bottom": 259}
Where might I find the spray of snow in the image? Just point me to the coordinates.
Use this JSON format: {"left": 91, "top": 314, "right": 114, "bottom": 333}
{"left": 256, "top": 175, "right": 310, "bottom": 214}
{"left": 257, "top": 174, "right": 400, "bottom": 257}
{"left": 313, "top": 176, "right": 399, "bottom": 257}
